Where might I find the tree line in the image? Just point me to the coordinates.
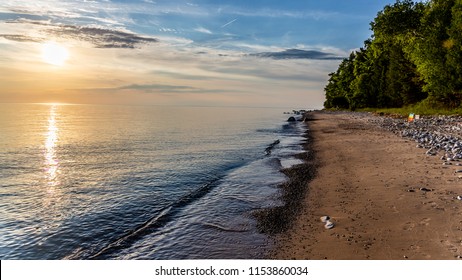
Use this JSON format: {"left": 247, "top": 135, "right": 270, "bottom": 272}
{"left": 324, "top": 0, "right": 462, "bottom": 110}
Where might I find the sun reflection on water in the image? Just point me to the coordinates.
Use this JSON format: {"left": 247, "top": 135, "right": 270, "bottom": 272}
{"left": 45, "top": 105, "right": 60, "bottom": 188}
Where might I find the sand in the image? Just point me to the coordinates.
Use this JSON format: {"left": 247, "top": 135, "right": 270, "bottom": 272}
{"left": 272, "top": 111, "right": 462, "bottom": 260}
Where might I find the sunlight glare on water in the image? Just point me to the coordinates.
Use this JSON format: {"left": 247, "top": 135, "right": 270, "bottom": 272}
{"left": 44, "top": 105, "right": 59, "bottom": 187}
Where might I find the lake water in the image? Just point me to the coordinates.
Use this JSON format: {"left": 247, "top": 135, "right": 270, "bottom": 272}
{"left": 0, "top": 104, "right": 307, "bottom": 259}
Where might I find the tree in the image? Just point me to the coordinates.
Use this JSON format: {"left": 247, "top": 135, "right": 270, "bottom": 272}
{"left": 323, "top": 0, "right": 431, "bottom": 110}
{"left": 406, "top": 0, "right": 462, "bottom": 108}
{"left": 445, "top": 0, "right": 462, "bottom": 107}
{"left": 324, "top": 52, "right": 355, "bottom": 109}
{"left": 370, "top": 0, "right": 426, "bottom": 107}
{"left": 371, "top": 0, "right": 424, "bottom": 42}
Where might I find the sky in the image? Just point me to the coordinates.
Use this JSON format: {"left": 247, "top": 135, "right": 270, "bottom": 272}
{"left": 0, "top": 0, "right": 404, "bottom": 108}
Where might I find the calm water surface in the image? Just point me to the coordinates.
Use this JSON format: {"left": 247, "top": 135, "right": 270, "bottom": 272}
{"left": 0, "top": 104, "right": 307, "bottom": 259}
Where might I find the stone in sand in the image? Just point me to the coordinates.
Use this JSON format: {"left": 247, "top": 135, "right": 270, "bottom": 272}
{"left": 324, "top": 221, "right": 335, "bottom": 229}
{"left": 320, "top": 216, "right": 330, "bottom": 223}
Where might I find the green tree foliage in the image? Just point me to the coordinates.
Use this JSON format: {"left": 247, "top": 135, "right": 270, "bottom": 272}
{"left": 324, "top": 0, "right": 462, "bottom": 110}
{"left": 324, "top": 53, "right": 355, "bottom": 109}
{"left": 406, "top": 0, "right": 461, "bottom": 108}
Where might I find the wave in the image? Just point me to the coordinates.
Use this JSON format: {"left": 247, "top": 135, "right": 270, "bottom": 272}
{"left": 66, "top": 131, "right": 303, "bottom": 259}
{"left": 199, "top": 222, "right": 249, "bottom": 233}
{"left": 64, "top": 177, "right": 223, "bottom": 260}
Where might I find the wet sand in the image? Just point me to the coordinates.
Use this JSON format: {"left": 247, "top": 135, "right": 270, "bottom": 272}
{"left": 272, "top": 111, "right": 462, "bottom": 260}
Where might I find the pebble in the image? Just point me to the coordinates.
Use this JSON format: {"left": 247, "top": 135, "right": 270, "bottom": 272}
{"left": 324, "top": 221, "right": 335, "bottom": 229}
{"left": 320, "top": 216, "right": 330, "bottom": 223}
{"left": 372, "top": 115, "right": 462, "bottom": 179}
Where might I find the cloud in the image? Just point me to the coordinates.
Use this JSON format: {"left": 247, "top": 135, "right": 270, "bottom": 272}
{"left": 117, "top": 83, "right": 199, "bottom": 93}
{"left": 249, "top": 49, "right": 344, "bottom": 60}
{"left": 220, "top": 7, "right": 338, "bottom": 20}
{"left": 153, "top": 70, "right": 212, "bottom": 81}
{"left": 194, "top": 26, "right": 212, "bottom": 34}
{"left": 49, "top": 24, "right": 159, "bottom": 48}
{"left": 71, "top": 83, "right": 234, "bottom": 98}
{"left": 0, "top": 34, "right": 45, "bottom": 43}
{"left": 2, "top": 19, "right": 158, "bottom": 48}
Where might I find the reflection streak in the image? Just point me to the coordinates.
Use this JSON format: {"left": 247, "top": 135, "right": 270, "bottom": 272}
{"left": 45, "top": 105, "right": 59, "bottom": 187}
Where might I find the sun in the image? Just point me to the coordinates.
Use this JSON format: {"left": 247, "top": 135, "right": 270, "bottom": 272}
{"left": 41, "top": 42, "right": 69, "bottom": 66}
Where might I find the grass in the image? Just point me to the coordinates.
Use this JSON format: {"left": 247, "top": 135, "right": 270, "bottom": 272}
{"left": 356, "top": 102, "right": 462, "bottom": 117}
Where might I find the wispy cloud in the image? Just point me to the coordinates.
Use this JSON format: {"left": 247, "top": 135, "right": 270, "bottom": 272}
{"left": 249, "top": 49, "right": 344, "bottom": 60}
{"left": 49, "top": 24, "right": 158, "bottom": 48}
{"left": 2, "top": 19, "right": 158, "bottom": 48}
{"left": 0, "top": 34, "right": 44, "bottom": 43}
{"left": 219, "top": 7, "right": 338, "bottom": 20}
{"left": 117, "top": 83, "right": 199, "bottom": 93}
{"left": 194, "top": 26, "right": 212, "bottom": 34}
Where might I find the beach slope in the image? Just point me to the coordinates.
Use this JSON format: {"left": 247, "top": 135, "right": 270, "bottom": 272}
{"left": 273, "top": 111, "right": 461, "bottom": 260}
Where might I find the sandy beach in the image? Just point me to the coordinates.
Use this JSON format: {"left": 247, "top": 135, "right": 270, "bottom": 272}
{"left": 272, "top": 111, "right": 462, "bottom": 260}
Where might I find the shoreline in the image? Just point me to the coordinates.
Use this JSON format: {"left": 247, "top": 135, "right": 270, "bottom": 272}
{"left": 269, "top": 111, "right": 462, "bottom": 260}
{"left": 254, "top": 124, "right": 316, "bottom": 235}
